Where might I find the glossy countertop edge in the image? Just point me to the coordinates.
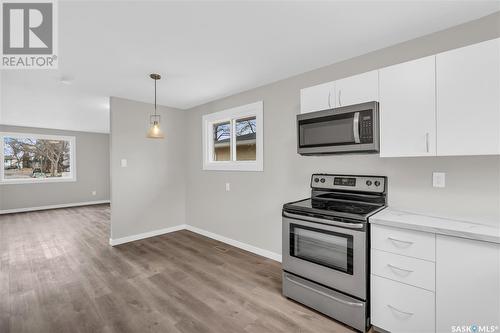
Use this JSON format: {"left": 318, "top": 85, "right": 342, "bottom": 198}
{"left": 369, "top": 208, "right": 500, "bottom": 244}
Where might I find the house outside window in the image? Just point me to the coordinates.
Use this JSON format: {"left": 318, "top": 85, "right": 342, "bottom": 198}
{"left": 203, "top": 101, "right": 263, "bottom": 171}
{"left": 1, "top": 133, "right": 76, "bottom": 184}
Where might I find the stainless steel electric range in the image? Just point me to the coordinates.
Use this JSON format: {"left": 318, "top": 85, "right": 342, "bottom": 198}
{"left": 282, "top": 174, "right": 387, "bottom": 332}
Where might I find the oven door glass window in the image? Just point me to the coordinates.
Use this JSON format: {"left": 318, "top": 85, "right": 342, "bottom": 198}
{"left": 290, "top": 224, "right": 353, "bottom": 274}
{"left": 299, "top": 113, "right": 355, "bottom": 148}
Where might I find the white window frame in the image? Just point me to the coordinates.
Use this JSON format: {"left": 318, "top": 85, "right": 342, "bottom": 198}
{"left": 0, "top": 132, "right": 77, "bottom": 185}
{"left": 202, "top": 101, "right": 263, "bottom": 171}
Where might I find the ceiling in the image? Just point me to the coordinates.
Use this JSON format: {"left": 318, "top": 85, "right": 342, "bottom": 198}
{"left": 1, "top": 1, "right": 499, "bottom": 133}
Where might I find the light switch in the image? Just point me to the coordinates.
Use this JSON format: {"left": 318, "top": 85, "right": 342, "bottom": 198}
{"left": 120, "top": 159, "right": 128, "bottom": 168}
{"left": 433, "top": 172, "right": 446, "bottom": 188}
{"left": 225, "top": 183, "right": 231, "bottom": 192}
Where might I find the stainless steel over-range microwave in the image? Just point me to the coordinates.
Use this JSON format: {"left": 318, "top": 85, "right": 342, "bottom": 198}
{"left": 297, "top": 101, "right": 379, "bottom": 155}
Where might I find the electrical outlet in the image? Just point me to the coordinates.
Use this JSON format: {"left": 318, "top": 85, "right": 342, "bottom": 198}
{"left": 433, "top": 172, "right": 446, "bottom": 188}
{"left": 91, "top": 191, "right": 97, "bottom": 196}
{"left": 120, "top": 159, "right": 128, "bottom": 168}
{"left": 225, "top": 183, "right": 231, "bottom": 192}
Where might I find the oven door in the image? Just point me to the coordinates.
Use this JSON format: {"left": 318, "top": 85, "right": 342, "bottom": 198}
{"left": 297, "top": 101, "right": 379, "bottom": 155}
{"left": 282, "top": 211, "right": 367, "bottom": 300}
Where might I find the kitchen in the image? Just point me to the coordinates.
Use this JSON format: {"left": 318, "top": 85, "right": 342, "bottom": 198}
{"left": 182, "top": 15, "right": 500, "bottom": 333}
{"left": 278, "top": 36, "right": 500, "bottom": 332}
{"left": 1, "top": 2, "right": 499, "bottom": 333}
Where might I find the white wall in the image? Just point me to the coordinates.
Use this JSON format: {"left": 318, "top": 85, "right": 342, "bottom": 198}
{"left": 183, "top": 13, "right": 500, "bottom": 255}
{"left": 110, "top": 97, "right": 186, "bottom": 240}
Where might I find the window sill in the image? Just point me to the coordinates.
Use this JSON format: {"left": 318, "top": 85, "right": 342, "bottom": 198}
{"left": 0, "top": 177, "right": 77, "bottom": 185}
{"left": 203, "top": 161, "right": 263, "bottom": 172}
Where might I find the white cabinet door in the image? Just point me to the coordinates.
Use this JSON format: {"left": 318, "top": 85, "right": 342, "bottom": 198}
{"left": 436, "top": 235, "right": 500, "bottom": 332}
{"left": 379, "top": 56, "right": 437, "bottom": 157}
{"left": 335, "top": 70, "right": 379, "bottom": 107}
{"left": 371, "top": 275, "right": 435, "bottom": 333}
{"left": 300, "top": 81, "right": 335, "bottom": 114}
{"left": 436, "top": 38, "right": 500, "bottom": 156}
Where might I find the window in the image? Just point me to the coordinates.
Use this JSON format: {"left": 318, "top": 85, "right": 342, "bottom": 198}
{"left": 203, "top": 101, "right": 263, "bottom": 171}
{"left": 1, "top": 133, "right": 76, "bottom": 184}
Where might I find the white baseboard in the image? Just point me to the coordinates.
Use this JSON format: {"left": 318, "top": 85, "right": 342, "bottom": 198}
{"left": 0, "top": 200, "right": 111, "bottom": 215}
{"left": 109, "top": 224, "right": 187, "bottom": 246}
{"left": 185, "top": 225, "right": 282, "bottom": 262}
{"left": 108, "top": 223, "right": 282, "bottom": 263}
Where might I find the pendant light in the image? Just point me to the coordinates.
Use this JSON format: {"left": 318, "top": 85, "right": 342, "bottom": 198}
{"left": 147, "top": 73, "right": 164, "bottom": 139}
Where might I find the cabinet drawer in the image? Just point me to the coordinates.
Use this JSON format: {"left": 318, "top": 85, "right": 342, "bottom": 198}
{"left": 371, "top": 224, "right": 435, "bottom": 261}
{"left": 371, "top": 249, "right": 435, "bottom": 291}
{"left": 371, "top": 275, "right": 435, "bottom": 333}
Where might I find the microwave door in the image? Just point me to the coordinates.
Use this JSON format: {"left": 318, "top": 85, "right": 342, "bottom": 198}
{"left": 299, "top": 113, "right": 356, "bottom": 148}
{"left": 296, "top": 101, "right": 379, "bottom": 154}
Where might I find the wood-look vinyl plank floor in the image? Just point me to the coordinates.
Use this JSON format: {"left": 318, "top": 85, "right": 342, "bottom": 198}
{"left": 0, "top": 205, "right": 357, "bottom": 333}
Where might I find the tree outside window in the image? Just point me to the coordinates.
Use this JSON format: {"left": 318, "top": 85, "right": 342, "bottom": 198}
{"left": 2, "top": 134, "right": 75, "bottom": 183}
{"left": 203, "top": 101, "right": 263, "bottom": 171}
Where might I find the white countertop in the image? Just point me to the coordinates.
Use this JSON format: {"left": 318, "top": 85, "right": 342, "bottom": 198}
{"left": 370, "top": 208, "right": 500, "bottom": 244}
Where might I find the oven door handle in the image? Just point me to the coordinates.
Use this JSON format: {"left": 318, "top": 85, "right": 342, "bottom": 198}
{"left": 283, "top": 211, "right": 364, "bottom": 229}
{"left": 353, "top": 111, "right": 361, "bottom": 144}
{"left": 285, "top": 274, "right": 364, "bottom": 308}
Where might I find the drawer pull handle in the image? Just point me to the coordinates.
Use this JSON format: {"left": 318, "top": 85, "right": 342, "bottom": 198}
{"left": 387, "top": 264, "right": 414, "bottom": 275}
{"left": 387, "top": 304, "right": 414, "bottom": 317}
{"left": 388, "top": 237, "right": 414, "bottom": 247}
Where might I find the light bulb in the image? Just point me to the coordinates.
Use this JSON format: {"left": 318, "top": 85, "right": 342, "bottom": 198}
{"left": 147, "top": 121, "right": 164, "bottom": 139}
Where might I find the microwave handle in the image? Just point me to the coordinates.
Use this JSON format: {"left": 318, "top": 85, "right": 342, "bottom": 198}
{"left": 353, "top": 112, "right": 361, "bottom": 144}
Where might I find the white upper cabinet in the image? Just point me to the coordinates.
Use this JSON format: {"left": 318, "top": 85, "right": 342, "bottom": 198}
{"left": 436, "top": 38, "right": 500, "bottom": 156}
{"left": 335, "top": 70, "right": 379, "bottom": 107}
{"left": 379, "top": 56, "right": 437, "bottom": 157}
{"left": 300, "top": 70, "right": 379, "bottom": 114}
{"left": 300, "top": 81, "right": 335, "bottom": 114}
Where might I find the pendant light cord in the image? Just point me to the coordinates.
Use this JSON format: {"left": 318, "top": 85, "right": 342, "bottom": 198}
{"left": 154, "top": 78, "right": 157, "bottom": 116}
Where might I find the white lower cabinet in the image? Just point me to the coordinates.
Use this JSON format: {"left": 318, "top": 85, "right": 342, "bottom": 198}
{"left": 436, "top": 235, "right": 500, "bottom": 332}
{"left": 371, "top": 275, "right": 435, "bottom": 333}
{"left": 371, "top": 224, "right": 500, "bottom": 333}
{"left": 371, "top": 225, "right": 436, "bottom": 332}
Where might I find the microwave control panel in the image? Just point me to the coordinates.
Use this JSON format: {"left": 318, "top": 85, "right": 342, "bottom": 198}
{"left": 359, "top": 110, "right": 373, "bottom": 143}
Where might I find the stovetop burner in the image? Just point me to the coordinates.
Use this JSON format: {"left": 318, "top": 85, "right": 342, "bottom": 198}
{"left": 311, "top": 199, "right": 376, "bottom": 215}
{"left": 282, "top": 174, "right": 387, "bottom": 221}
{"left": 284, "top": 198, "right": 383, "bottom": 220}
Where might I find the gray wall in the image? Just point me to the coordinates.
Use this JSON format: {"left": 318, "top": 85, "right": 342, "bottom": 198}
{"left": 110, "top": 97, "right": 186, "bottom": 240}
{"left": 184, "top": 13, "right": 500, "bottom": 255}
{"left": 0, "top": 125, "right": 110, "bottom": 211}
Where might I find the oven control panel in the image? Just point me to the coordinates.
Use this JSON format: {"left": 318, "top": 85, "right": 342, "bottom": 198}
{"left": 311, "top": 174, "right": 386, "bottom": 193}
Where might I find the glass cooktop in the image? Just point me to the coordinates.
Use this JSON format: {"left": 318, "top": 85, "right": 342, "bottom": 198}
{"left": 283, "top": 197, "right": 384, "bottom": 219}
